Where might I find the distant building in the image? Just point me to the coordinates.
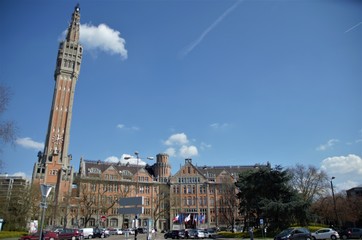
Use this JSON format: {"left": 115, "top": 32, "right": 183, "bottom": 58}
{"left": 346, "top": 187, "right": 362, "bottom": 198}
{"left": 0, "top": 174, "right": 30, "bottom": 202}
{"left": 71, "top": 156, "right": 258, "bottom": 231}
{"left": 0, "top": 174, "right": 30, "bottom": 230}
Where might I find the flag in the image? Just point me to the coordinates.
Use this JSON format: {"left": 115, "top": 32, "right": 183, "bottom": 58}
{"left": 172, "top": 214, "right": 179, "bottom": 223}
{"left": 200, "top": 214, "right": 205, "bottom": 224}
{"left": 184, "top": 214, "right": 191, "bottom": 223}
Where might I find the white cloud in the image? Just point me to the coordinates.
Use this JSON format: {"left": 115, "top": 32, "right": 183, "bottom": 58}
{"left": 179, "top": 145, "right": 198, "bottom": 158}
{"left": 116, "top": 124, "right": 139, "bottom": 131}
{"left": 316, "top": 139, "right": 339, "bottom": 151}
{"left": 165, "top": 147, "right": 176, "bottom": 157}
{"left": 164, "top": 133, "right": 189, "bottom": 146}
{"left": 200, "top": 142, "right": 212, "bottom": 150}
{"left": 321, "top": 154, "right": 362, "bottom": 175}
{"left": 16, "top": 137, "right": 43, "bottom": 150}
{"left": 13, "top": 172, "right": 30, "bottom": 180}
{"left": 320, "top": 154, "right": 362, "bottom": 191}
{"left": 336, "top": 180, "right": 360, "bottom": 191}
{"left": 163, "top": 133, "right": 199, "bottom": 158}
{"left": 80, "top": 23, "right": 127, "bottom": 60}
{"left": 104, "top": 156, "right": 120, "bottom": 163}
{"left": 104, "top": 154, "right": 147, "bottom": 166}
{"left": 210, "top": 123, "right": 229, "bottom": 129}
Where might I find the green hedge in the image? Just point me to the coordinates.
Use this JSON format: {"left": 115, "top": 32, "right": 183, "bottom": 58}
{"left": 0, "top": 231, "right": 27, "bottom": 239}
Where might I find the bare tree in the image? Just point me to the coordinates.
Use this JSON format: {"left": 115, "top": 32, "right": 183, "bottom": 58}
{"left": 28, "top": 184, "right": 42, "bottom": 223}
{"left": 76, "top": 177, "right": 133, "bottom": 227}
{"left": 77, "top": 181, "right": 96, "bottom": 227}
{"left": 218, "top": 174, "right": 240, "bottom": 231}
{"left": 0, "top": 84, "right": 17, "bottom": 170}
{"left": 151, "top": 184, "right": 170, "bottom": 229}
{"left": 289, "top": 164, "right": 329, "bottom": 201}
{"left": 311, "top": 191, "right": 362, "bottom": 227}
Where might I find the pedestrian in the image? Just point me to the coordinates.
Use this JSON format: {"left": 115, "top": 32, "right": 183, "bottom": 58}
{"left": 249, "top": 227, "right": 254, "bottom": 240}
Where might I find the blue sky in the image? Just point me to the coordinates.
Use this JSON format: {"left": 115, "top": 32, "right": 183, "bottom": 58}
{"left": 1, "top": 0, "right": 361, "bottom": 192}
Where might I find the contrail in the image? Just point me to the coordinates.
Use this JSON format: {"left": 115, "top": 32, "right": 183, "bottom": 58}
{"left": 345, "top": 22, "right": 362, "bottom": 33}
{"left": 180, "top": 0, "right": 243, "bottom": 58}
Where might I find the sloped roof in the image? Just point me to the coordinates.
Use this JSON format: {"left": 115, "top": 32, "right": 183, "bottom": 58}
{"left": 197, "top": 165, "right": 256, "bottom": 175}
{"left": 80, "top": 159, "right": 152, "bottom": 177}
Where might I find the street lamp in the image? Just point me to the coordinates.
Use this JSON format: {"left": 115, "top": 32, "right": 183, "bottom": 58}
{"left": 123, "top": 151, "right": 154, "bottom": 195}
{"left": 39, "top": 184, "right": 53, "bottom": 240}
{"left": 330, "top": 177, "right": 338, "bottom": 227}
{"left": 123, "top": 152, "right": 154, "bottom": 239}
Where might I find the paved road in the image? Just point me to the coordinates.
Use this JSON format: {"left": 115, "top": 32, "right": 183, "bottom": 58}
{"left": 106, "top": 234, "right": 272, "bottom": 240}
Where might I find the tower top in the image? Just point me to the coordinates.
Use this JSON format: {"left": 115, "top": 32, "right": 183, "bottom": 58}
{"left": 66, "top": 4, "right": 81, "bottom": 42}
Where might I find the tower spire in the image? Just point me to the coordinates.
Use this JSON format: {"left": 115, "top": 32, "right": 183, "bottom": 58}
{"left": 66, "top": 4, "right": 81, "bottom": 42}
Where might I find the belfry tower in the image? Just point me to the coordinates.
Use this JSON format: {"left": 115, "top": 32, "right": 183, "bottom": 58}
{"left": 32, "top": 4, "right": 82, "bottom": 214}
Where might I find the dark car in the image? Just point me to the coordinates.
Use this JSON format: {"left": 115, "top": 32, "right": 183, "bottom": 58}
{"left": 340, "top": 228, "right": 362, "bottom": 239}
{"left": 92, "top": 228, "right": 108, "bottom": 238}
{"left": 164, "top": 231, "right": 173, "bottom": 239}
{"left": 274, "top": 227, "right": 312, "bottom": 240}
{"left": 137, "top": 228, "right": 148, "bottom": 234}
{"left": 164, "top": 230, "right": 185, "bottom": 239}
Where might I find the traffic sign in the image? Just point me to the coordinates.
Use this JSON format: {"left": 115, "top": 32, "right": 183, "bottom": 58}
{"left": 101, "top": 215, "right": 107, "bottom": 222}
{"left": 118, "top": 197, "right": 144, "bottom": 215}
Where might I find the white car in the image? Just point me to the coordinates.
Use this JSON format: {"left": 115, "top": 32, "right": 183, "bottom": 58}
{"left": 109, "top": 228, "right": 123, "bottom": 235}
{"left": 312, "top": 228, "right": 340, "bottom": 240}
{"left": 123, "top": 228, "right": 135, "bottom": 235}
{"left": 196, "top": 229, "right": 206, "bottom": 239}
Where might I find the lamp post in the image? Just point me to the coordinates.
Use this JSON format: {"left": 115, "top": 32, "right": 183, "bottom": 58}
{"left": 124, "top": 151, "right": 154, "bottom": 237}
{"left": 39, "top": 184, "right": 53, "bottom": 240}
{"left": 124, "top": 151, "right": 154, "bottom": 196}
{"left": 330, "top": 177, "right": 338, "bottom": 226}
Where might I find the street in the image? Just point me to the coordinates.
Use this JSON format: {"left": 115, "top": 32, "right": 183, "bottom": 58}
{"left": 104, "top": 234, "right": 273, "bottom": 240}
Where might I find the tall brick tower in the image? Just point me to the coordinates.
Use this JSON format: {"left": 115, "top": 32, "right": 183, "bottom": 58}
{"left": 154, "top": 153, "right": 172, "bottom": 183}
{"left": 32, "top": 4, "right": 82, "bottom": 223}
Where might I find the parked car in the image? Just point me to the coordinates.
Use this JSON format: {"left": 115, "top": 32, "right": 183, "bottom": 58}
{"left": 57, "top": 228, "right": 82, "bottom": 240}
{"left": 164, "top": 230, "right": 185, "bottom": 239}
{"left": 19, "top": 231, "right": 58, "bottom": 240}
{"left": 93, "top": 228, "right": 107, "bottom": 238}
{"left": 195, "top": 229, "right": 205, "bottom": 239}
{"left": 164, "top": 231, "right": 173, "bottom": 239}
{"left": 204, "top": 229, "right": 217, "bottom": 238}
{"left": 186, "top": 229, "right": 198, "bottom": 239}
{"left": 123, "top": 228, "right": 135, "bottom": 235}
{"left": 100, "top": 229, "right": 110, "bottom": 237}
{"left": 274, "top": 227, "right": 312, "bottom": 240}
{"left": 137, "top": 228, "right": 148, "bottom": 234}
{"left": 339, "top": 228, "right": 362, "bottom": 239}
{"left": 80, "top": 228, "right": 94, "bottom": 239}
{"left": 108, "top": 228, "right": 123, "bottom": 235}
{"left": 312, "top": 228, "right": 339, "bottom": 240}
